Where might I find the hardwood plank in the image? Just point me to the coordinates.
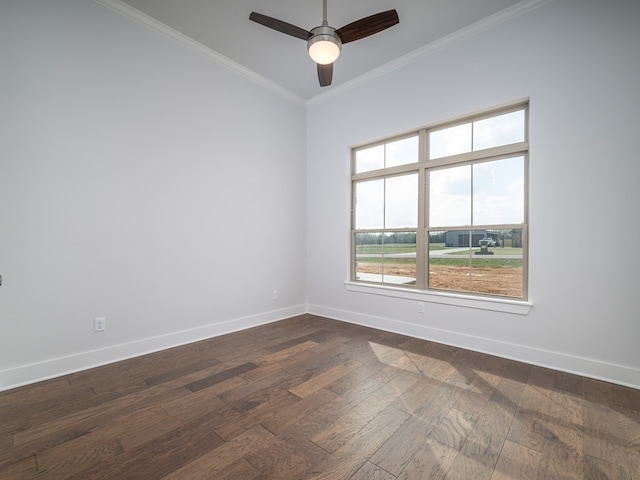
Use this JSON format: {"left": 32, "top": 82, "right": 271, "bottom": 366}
{"left": 583, "top": 377, "right": 640, "bottom": 413}
{"left": 0, "top": 455, "right": 38, "bottom": 480}
{"left": 34, "top": 404, "right": 166, "bottom": 469}
{"left": 584, "top": 453, "right": 632, "bottom": 480}
{"left": 365, "top": 341, "right": 423, "bottom": 376}
{"left": 370, "top": 381, "right": 465, "bottom": 476}
{"left": 11, "top": 384, "right": 191, "bottom": 448}
{"left": 0, "top": 378, "right": 76, "bottom": 431}
{"left": 428, "top": 406, "right": 478, "bottom": 450}
{"left": 143, "top": 357, "right": 222, "bottom": 387}
{"left": 490, "top": 439, "right": 540, "bottom": 480}
{"left": 308, "top": 405, "right": 411, "bottom": 480}
{"left": 507, "top": 386, "right": 552, "bottom": 452}
{"left": 158, "top": 381, "right": 227, "bottom": 418}
{"left": 244, "top": 435, "right": 329, "bottom": 480}
{"left": 185, "top": 362, "right": 259, "bottom": 392}
{"left": 160, "top": 425, "right": 275, "bottom": 480}
{"left": 537, "top": 440, "right": 584, "bottom": 480}
{"left": 64, "top": 413, "right": 226, "bottom": 480}
{"left": 289, "top": 359, "right": 363, "bottom": 398}
{"left": 117, "top": 414, "right": 187, "bottom": 452}
{"left": 213, "top": 391, "right": 300, "bottom": 441}
{"left": 1, "top": 385, "right": 106, "bottom": 434}
{"left": 388, "top": 375, "right": 440, "bottom": 415}
{"left": 351, "top": 461, "right": 397, "bottom": 479}
{"left": 261, "top": 388, "right": 340, "bottom": 435}
{"left": 278, "top": 377, "right": 386, "bottom": 444}
{"left": 254, "top": 340, "right": 320, "bottom": 368}
{"left": 278, "top": 339, "right": 366, "bottom": 378}
{"left": 263, "top": 330, "right": 333, "bottom": 354}
{"left": 454, "top": 354, "right": 509, "bottom": 418}
{"left": 397, "top": 438, "right": 460, "bottom": 480}
{"left": 34, "top": 439, "right": 124, "bottom": 479}
{"left": 310, "top": 372, "right": 418, "bottom": 454}
{"left": 215, "top": 458, "right": 261, "bottom": 480}
{"left": 216, "top": 366, "right": 291, "bottom": 405}
{"left": 324, "top": 356, "right": 387, "bottom": 395}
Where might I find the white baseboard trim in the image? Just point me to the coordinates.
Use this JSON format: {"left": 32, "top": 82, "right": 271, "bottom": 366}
{"left": 0, "top": 304, "right": 307, "bottom": 392}
{"left": 308, "top": 304, "right": 640, "bottom": 391}
{"left": 4, "top": 303, "right": 638, "bottom": 392}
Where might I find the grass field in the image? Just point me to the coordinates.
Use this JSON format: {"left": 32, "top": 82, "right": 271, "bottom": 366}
{"left": 430, "top": 258, "right": 522, "bottom": 267}
{"left": 354, "top": 244, "right": 417, "bottom": 254}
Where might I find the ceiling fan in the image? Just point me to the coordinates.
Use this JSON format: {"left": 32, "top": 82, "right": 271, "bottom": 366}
{"left": 249, "top": 0, "right": 399, "bottom": 87}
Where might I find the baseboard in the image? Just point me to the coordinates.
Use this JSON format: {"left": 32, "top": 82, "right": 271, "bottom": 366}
{"left": 0, "top": 304, "right": 307, "bottom": 392}
{"left": 4, "top": 303, "right": 638, "bottom": 392}
{"left": 308, "top": 304, "right": 640, "bottom": 391}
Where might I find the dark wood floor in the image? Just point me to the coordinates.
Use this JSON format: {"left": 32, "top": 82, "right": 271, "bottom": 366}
{"left": 1, "top": 315, "right": 639, "bottom": 480}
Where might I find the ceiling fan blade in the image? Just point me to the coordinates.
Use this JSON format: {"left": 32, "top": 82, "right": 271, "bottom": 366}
{"left": 336, "top": 9, "right": 399, "bottom": 44}
{"left": 249, "top": 12, "right": 311, "bottom": 40}
{"left": 317, "top": 63, "right": 333, "bottom": 87}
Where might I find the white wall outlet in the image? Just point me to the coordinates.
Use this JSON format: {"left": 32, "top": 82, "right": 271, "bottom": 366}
{"left": 417, "top": 302, "right": 425, "bottom": 314}
{"left": 94, "top": 317, "right": 106, "bottom": 332}
{"left": 272, "top": 290, "right": 278, "bottom": 300}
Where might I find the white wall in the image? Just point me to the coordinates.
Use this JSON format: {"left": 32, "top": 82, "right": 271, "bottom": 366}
{"left": 0, "top": 0, "right": 307, "bottom": 389}
{"left": 306, "top": 0, "right": 640, "bottom": 388}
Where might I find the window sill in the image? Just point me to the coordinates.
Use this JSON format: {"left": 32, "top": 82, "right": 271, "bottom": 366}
{"left": 344, "top": 281, "right": 532, "bottom": 315}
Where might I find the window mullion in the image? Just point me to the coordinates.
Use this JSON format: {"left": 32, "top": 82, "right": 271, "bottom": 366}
{"left": 415, "top": 129, "right": 428, "bottom": 290}
{"left": 416, "top": 168, "right": 427, "bottom": 290}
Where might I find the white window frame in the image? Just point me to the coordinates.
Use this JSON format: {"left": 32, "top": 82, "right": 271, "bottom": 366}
{"left": 347, "top": 101, "right": 532, "bottom": 315}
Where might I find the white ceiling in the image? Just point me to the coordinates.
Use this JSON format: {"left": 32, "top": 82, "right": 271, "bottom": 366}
{"left": 115, "top": 0, "right": 523, "bottom": 100}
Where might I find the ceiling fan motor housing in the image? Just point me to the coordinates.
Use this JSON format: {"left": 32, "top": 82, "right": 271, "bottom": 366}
{"left": 307, "top": 25, "right": 342, "bottom": 64}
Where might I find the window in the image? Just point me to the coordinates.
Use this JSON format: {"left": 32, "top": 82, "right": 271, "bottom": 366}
{"left": 351, "top": 102, "right": 528, "bottom": 300}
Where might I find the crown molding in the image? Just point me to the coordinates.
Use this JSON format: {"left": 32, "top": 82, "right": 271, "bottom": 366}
{"left": 93, "top": 0, "right": 306, "bottom": 107}
{"left": 308, "top": 0, "right": 556, "bottom": 106}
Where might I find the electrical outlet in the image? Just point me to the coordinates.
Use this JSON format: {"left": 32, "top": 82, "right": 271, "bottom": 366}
{"left": 94, "top": 317, "right": 106, "bottom": 332}
{"left": 417, "top": 302, "right": 425, "bottom": 314}
{"left": 272, "top": 290, "right": 278, "bottom": 300}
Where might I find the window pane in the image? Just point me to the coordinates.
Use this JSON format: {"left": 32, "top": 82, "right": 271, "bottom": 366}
{"left": 429, "top": 123, "right": 472, "bottom": 159}
{"left": 386, "top": 136, "right": 419, "bottom": 168}
{"left": 473, "top": 156, "right": 524, "bottom": 225}
{"left": 354, "top": 232, "right": 383, "bottom": 282}
{"left": 429, "top": 165, "right": 471, "bottom": 227}
{"left": 470, "top": 227, "right": 524, "bottom": 297}
{"left": 473, "top": 109, "right": 525, "bottom": 151}
{"left": 428, "top": 230, "right": 447, "bottom": 250}
{"left": 385, "top": 174, "right": 418, "bottom": 228}
{"left": 355, "top": 144, "right": 384, "bottom": 173}
{"left": 428, "top": 230, "right": 471, "bottom": 292}
{"left": 354, "top": 232, "right": 416, "bottom": 286}
{"left": 382, "top": 233, "right": 416, "bottom": 285}
{"left": 428, "top": 228, "right": 524, "bottom": 297}
{"left": 354, "top": 179, "right": 384, "bottom": 229}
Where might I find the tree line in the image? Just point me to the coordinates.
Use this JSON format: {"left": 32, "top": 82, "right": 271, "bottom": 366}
{"left": 355, "top": 232, "right": 417, "bottom": 245}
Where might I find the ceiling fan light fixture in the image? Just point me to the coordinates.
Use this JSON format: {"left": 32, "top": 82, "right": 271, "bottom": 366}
{"left": 308, "top": 26, "right": 341, "bottom": 64}
{"left": 250, "top": 3, "right": 399, "bottom": 87}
